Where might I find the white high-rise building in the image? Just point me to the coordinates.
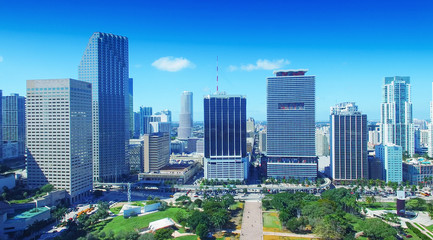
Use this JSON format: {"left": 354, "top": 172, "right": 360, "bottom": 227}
{"left": 380, "top": 76, "right": 414, "bottom": 156}
{"left": 368, "top": 126, "right": 381, "bottom": 147}
{"left": 26, "top": 79, "right": 93, "bottom": 202}
{"left": 178, "top": 91, "right": 193, "bottom": 139}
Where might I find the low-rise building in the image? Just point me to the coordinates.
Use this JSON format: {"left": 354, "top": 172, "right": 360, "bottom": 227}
{"left": 403, "top": 158, "right": 433, "bottom": 184}
{"left": 0, "top": 207, "right": 51, "bottom": 237}
{"left": 138, "top": 162, "right": 201, "bottom": 184}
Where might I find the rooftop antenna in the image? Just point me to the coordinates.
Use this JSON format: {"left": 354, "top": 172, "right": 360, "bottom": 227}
{"left": 216, "top": 56, "right": 219, "bottom": 93}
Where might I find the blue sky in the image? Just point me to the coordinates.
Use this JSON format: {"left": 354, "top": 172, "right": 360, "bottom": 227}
{"left": 0, "top": 0, "right": 432, "bottom": 121}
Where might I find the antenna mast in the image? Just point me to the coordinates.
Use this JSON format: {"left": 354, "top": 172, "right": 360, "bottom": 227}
{"left": 216, "top": 56, "right": 219, "bottom": 93}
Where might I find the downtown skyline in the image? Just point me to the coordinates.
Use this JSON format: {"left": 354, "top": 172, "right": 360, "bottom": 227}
{"left": 1, "top": 0, "right": 433, "bottom": 121}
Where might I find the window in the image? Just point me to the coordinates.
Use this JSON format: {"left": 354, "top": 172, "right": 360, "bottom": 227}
{"left": 278, "top": 103, "right": 304, "bottom": 110}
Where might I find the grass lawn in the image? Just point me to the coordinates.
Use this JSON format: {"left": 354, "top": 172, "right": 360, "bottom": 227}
{"left": 229, "top": 202, "right": 244, "bottom": 211}
{"left": 175, "top": 235, "right": 198, "bottom": 240}
{"left": 98, "top": 207, "right": 186, "bottom": 234}
{"left": 404, "top": 227, "right": 422, "bottom": 240}
{"left": 110, "top": 206, "right": 122, "bottom": 215}
{"left": 263, "top": 212, "right": 285, "bottom": 232}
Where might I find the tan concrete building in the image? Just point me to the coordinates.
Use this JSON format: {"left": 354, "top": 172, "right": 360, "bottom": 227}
{"left": 143, "top": 132, "right": 170, "bottom": 172}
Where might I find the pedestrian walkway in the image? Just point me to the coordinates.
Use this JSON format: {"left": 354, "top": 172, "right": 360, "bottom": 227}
{"left": 240, "top": 200, "right": 263, "bottom": 240}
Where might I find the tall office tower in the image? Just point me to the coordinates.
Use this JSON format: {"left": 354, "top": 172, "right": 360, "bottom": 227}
{"left": 330, "top": 102, "right": 368, "bottom": 182}
{"left": 26, "top": 79, "right": 93, "bottom": 202}
{"left": 129, "top": 139, "right": 144, "bottom": 173}
{"left": 315, "top": 126, "right": 330, "bottom": 156}
{"left": 133, "top": 112, "right": 140, "bottom": 138}
{"left": 78, "top": 32, "right": 129, "bottom": 182}
{"left": 140, "top": 106, "right": 152, "bottom": 135}
{"left": 429, "top": 83, "right": 433, "bottom": 158}
{"left": 246, "top": 117, "right": 255, "bottom": 138}
{"left": 2, "top": 94, "right": 26, "bottom": 160}
{"left": 0, "top": 90, "right": 2, "bottom": 162}
{"left": 178, "top": 91, "right": 193, "bottom": 139}
{"left": 142, "top": 132, "right": 170, "bottom": 172}
{"left": 258, "top": 130, "right": 267, "bottom": 153}
{"left": 266, "top": 70, "right": 317, "bottom": 180}
{"left": 376, "top": 144, "right": 403, "bottom": 183}
{"left": 204, "top": 93, "right": 248, "bottom": 181}
{"left": 129, "top": 78, "right": 134, "bottom": 138}
{"left": 380, "top": 76, "right": 414, "bottom": 156}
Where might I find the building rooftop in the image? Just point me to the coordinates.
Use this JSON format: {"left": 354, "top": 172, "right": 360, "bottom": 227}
{"left": 149, "top": 218, "right": 175, "bottom": 232}
{"left": 405, "top": 158, "right": 433, "bottom": 165}
{"left": 12, "top": 207, "right": 50, "bottom": 219}
{"left": 273, "top": 69, "right": 309, "bottom": 76}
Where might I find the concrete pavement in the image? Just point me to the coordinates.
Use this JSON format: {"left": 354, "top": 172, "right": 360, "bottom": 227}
{"left": 240, "top": 201, "right": 263, "bottom": 240}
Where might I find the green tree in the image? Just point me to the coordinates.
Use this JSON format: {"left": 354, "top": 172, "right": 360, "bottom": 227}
{"left": 211, "top": 209, "right": 230, "bottom": 230}
{"left": 187, "top": 210, "right": 210, "bottom": 230}
{"left": 138, "top": 233, "right": 155, "bottom": 240}
{"left": 196, "top": 223, "right": 209, "bottom": 239}
{"left": 154, "top": 228, "right": 174, "bottom": 240}
{"left": 286, "top": 218, "right": 304, "bottom": 233}
{"left": 313, "top": 214, "right": 351, "bottom": 240}
{"left": 194, "top": 199, "right": 203, "bottom": 208}
{"left": 358, "top": 218, "right": 396, "bottom": 240}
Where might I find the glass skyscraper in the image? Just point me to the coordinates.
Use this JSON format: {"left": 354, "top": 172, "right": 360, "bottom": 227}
{"left": 139, "top": 106, "right": 152, "bottom": 135}
{"left": 129, "top": 78, "right": 134, "bottom": 139}
{"left": 2, "top": 93, "right": 26, "bottom": 159}
{"left": 380, "top": 76, "right": 414, "bottom": 156}
{"left": 0, "top": 90, "right": 2, "bottom": 162}
{"left": 178, "top": 91, "right": 193, "bottom": 139}
{"left": 78, "top": 32, "right": 129, "bottom": 182}
{"left": 330, "top": 102, "right": 368, "bottom": 181}
{"left": 266, "top": 70, "right": 317, "bottom": 180}
{"left": 204, "top": 93, "right": 248, "bottom": 180}
{"left": 376, "top": 144, "right": 403, "bottom": 183}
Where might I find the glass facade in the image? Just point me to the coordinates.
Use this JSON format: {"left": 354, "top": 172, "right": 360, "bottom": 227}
{"left": 2, "top": 93, "right": 26, "bottom": 159}
{"left": 139, "top": 106, "right": 152, "bottom": 135}
{"left": 78, "top": 32, "right": 129, "bottom": 182}
{"left": 204, "top": 95, "right": 246, "bottom": 158}
{"left": 380, "top": 76, "right": 414, "bottom": 156}
{"left": 204, "top": 94, "right": 248, "bottom": 180}
{"left": 266, "top": 70, "right": 317, "bottom": 180}
{"left": 330, "top": 103, "right": 368, "bottom": 181}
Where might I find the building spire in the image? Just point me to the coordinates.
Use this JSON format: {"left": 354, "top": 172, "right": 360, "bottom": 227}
{"left": 216, "top": 56, "right": 219, "bottom": 93}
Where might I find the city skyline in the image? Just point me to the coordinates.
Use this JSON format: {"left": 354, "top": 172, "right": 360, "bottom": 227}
{"left": 1, "top": 1, "right": 433, "bottom": 121}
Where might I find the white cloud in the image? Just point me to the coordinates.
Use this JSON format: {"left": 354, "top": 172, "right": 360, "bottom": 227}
{"left": 151, "top": 56, "right": 195, "bottom": 72}
{"left": 0, "top": 56, "right": 3, "bottom": 62}
{"left": 228, "top": 65, "right": 238, "bottom": 72}
{"left": 231, "top": 59, "right": 290, "bottom": 71}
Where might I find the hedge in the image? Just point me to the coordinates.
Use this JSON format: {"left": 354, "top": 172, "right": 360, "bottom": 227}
{"left": 406, "top": 222, "right": 430, "bottom": 240}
